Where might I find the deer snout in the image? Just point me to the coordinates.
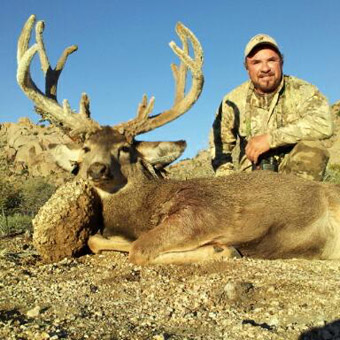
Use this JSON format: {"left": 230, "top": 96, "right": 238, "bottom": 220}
{"left": 87, "top": 162, "right": 111, "bottom": 180}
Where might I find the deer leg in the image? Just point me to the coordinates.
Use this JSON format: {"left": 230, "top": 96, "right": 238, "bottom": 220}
{"left": 148, "top": 244, "right": 241, "bottom": 265}
{"left": 130, "top": 232, "right": 240, "bottom": 265}
{"left": 129, "top": 212, "right": 240, "bottom": 265}
{"left": 88, "top": 234, "right": 132, "bottom": 254}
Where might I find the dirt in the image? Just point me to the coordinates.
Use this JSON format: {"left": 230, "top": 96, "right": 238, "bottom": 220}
{"left": 1, "top": 234, "right": 339, "bottom": 340}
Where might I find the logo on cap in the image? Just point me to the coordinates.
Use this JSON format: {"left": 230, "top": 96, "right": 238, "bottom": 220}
{"left": 244, "top": 34, "right": 280, "bottom": 58}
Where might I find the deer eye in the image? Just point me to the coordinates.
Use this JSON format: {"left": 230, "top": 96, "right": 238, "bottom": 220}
{"left": 83, "top": 146, "right": 90, "bottom": 153}
{"left": 117, "top": 146, "right": 131, "bottom": 160}
{"left": 119, "top": 146, "right": 130, "bottom": 153}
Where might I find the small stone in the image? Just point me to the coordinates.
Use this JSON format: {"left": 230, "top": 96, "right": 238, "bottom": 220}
{"left": 269, "top": 316, "right": 279, "bottom": 327}
{"left": 152, "top": 335, "right": 165, "bottom": 340}
{"left": 224, "top": 282, "right": 237, "bottom": 300}
{"left": 26, "top": 305, "right": 41, "bottom": 318}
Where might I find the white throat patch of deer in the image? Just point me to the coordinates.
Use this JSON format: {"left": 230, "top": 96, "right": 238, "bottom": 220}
{"left": 20, "top": 16, "right": 340, "bottom": 265}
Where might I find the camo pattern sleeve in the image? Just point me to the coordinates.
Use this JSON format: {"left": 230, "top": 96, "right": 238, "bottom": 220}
{"left": 269, "top": 77, "right": 333, "bottom": 148}
{"left": 210, "top": 82, "right": 249, "bottom": 175}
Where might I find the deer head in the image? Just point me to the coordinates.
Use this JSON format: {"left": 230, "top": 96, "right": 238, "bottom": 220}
{"left": 17, "top": 15, "right": 204, "bottom": 193}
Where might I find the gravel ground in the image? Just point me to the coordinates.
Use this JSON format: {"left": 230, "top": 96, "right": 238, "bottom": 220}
{"left": 1, "top": 234, "right": 340, "bottom": 340}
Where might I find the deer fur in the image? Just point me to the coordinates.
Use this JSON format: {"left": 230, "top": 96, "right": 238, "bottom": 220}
{"left": 62, "top": 129, "right": 340, "bottom": 265}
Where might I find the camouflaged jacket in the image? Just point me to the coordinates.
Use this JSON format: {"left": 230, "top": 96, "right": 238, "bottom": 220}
{"left": 210, "top": 75, "right": 333, "bottom": 174}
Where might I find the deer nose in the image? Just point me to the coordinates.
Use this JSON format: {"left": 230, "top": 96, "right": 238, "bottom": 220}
{"left": 87, "top": 162, "right": 110, "bottom": 180}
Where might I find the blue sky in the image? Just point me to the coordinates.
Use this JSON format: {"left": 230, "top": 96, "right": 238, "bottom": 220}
{"left": 1, "top": 0, "right": 340, "bottom": 160}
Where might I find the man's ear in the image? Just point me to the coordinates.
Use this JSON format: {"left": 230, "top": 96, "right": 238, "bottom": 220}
{"left": 135, "top": 140, "right": 186, "bottom": 169}
{"left": 48, "top": 143, "right": 82, "bottom": 173}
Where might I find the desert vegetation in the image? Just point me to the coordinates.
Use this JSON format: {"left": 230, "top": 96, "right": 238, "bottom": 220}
{"left": 0, "top": 177, "right": 55, "bottom": 236}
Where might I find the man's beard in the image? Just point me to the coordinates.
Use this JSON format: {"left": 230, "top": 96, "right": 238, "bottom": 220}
{"left": 256, "top": 73, "right": 281, "bottom": 93}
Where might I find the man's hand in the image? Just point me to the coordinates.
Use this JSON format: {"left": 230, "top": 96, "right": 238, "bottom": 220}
{"left": 245, "top": 134, "right": 271, "bottom": 164}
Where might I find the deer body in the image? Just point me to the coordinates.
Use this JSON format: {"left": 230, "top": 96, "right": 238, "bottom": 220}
{"left": 17, "top": 16, "right": 340, "bottom": 265}
{"left": 93, "top": 171, "right": 340, "bottom": 264}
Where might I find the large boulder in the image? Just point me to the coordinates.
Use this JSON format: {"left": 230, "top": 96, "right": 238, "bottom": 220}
{"left": 33, "top": 179, "right": 102, "bottom": 263}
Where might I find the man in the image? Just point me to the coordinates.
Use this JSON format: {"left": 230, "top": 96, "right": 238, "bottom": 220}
{"left": 211, "top": 34, "right": 333, "bottom": 181}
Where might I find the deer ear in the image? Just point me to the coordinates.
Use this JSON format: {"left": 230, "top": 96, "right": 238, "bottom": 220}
{"left": 48, "top": 143, "right": 82, "bottom": 173}
{"left": 135, "top": 140, "right": 186, "bottom": 169}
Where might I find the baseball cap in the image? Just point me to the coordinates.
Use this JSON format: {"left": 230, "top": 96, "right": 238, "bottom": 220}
{"left": 244, "top": 34, "right": 281, "bottom": 58}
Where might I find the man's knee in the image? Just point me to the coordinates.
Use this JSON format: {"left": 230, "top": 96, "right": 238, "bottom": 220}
{"left": 279, "top": 141, "right": 329, "bottom": 181}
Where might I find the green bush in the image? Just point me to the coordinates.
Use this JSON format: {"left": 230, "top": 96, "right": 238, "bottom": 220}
{"left": 19, "top": 178, "right": 56, "bottom": 216}
{"left": 0, "top": 178, "right": 22, "bottom": 216}
{"left": 324, "top": 164, "right": 340, "bottom": 184}
{"left": 0, "top": 214, "right": 32, "bottom": 236}
{"left": 0, "top": 177, "right": 56, "bottom": 235}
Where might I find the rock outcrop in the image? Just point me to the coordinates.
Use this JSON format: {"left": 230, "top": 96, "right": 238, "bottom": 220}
{"left": 1, "top": 101, "right": 340, "bottom": 182}
{"left": 0, "top": 117, "right": 73, "bottom": 184}
{"left": 327, "top": 100, "right": 340, "bottom": 164}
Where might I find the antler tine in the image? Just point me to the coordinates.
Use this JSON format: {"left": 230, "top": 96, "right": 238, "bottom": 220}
{"left": 171, "top": 22, "right": 203, "bottom": 78}
{"left": 114, "top": 22, "right": 204, "bottom": 140}
{"left": 17, "top": 15, "right": 35, "bottom": 64}
{"left": 79, "top": 93, "right": 91, "bottom": 118}
{"left": 17, "top": 15, "right": 100, "bottom": 140}
{"left": 171, "top": 23, "right": 189, "bottom": 105}
{"left": 35, "top": 20, "right": 50, "bottom": 75}
{"left": 116, "top": 94, "right": 155, "bottom": 141}
{"left": 35, "top": 19, "right": 78, "bottom": 100}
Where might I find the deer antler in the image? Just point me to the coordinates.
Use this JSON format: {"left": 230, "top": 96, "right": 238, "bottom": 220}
{"left": 17, "top": 15, "right": 100, "bottom": 140}
{"left": 114, "top": 22, "right": 204, "bottom": 141}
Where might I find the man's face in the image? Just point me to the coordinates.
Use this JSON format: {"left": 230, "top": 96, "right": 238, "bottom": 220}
{"left": 245, "top": 46, "right": 283, "bottom": 94}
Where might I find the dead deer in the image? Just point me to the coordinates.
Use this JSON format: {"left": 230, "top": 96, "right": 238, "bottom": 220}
{"left": 17, "top": 15, "right": 340, "bottom": 265}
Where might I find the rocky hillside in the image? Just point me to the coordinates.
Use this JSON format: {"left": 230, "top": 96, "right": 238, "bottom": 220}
{"left": 326, "top": 101, "right": 340, "bottom": 164}
{"left": 2, "top": 101, "right": 339, "bottom": 184}
{"left": 0, "top": 118, "right": 73, "bottom": 185}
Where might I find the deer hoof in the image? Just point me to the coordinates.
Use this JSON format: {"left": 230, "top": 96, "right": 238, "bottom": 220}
{"left": 87, "top": 234, "right": 104, "bottom": 254}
